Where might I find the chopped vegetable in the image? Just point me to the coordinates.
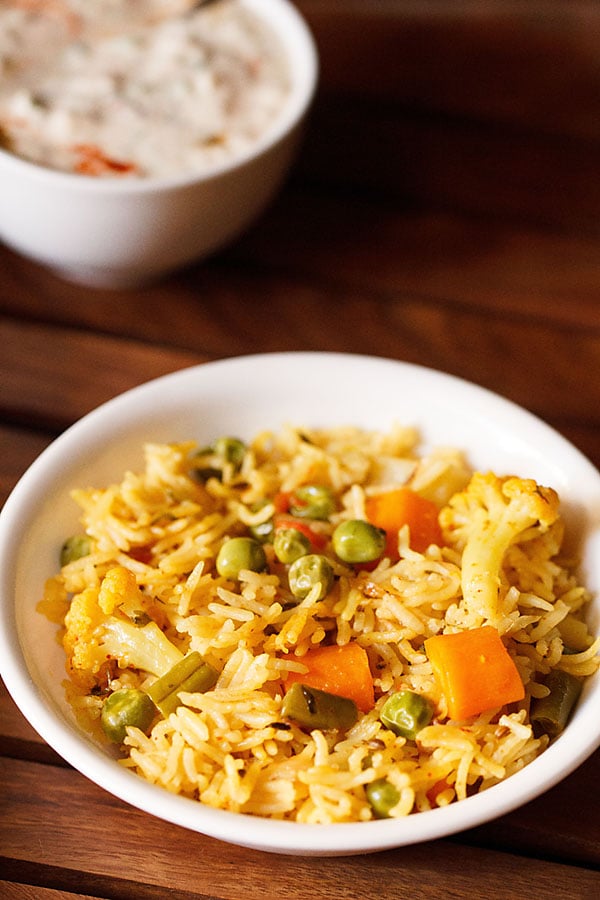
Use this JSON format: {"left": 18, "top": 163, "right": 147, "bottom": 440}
{"left": 282, "top": 682, "right": 358, "bottom": 731}
{"left": 274, "top": 515, "right": 328, "bottom": 551}
{"left": 63, "top": 566, "right": 184, "bottom": 678}
{"left": 332, "top": 519, "right": 386, "bottom": 565}
{"left": 424, "top": 625, "right": 524, "bottom": 719}
{"left": 440, "top": 472, "right": 560, "bottom": 620}
{"left": 289, "top": 484, "right": 336, "bottom": 520}
{"left": 365, "top": 777, "right": 400, "bottom": 818}
{"left": 60, "top": 534, "right": 91, "bottom": 567}
{"left": 530, "top": 669, "right": 582, "bottom": 738}
{"left": 273, "top": 527, "right": 312, "bottom": 564}
{"left": 287, "top": 553, "right": 334, "bottom": 601}
{"left": 216, "top": 536, "right": 267, "bottom": 579}
{"left": 191, "top": 436, "right": 247, "bottom": 482}
{"left": 379, "top": 689, "right": 434, "bottom": 740}
{"left": 273, "top": 491, "right": 292, "bottom": 513}
{"left": 101, "top": 688, "right": 156, "bottom": 743}
{"left": 284, "top": 642, "right": 375, "bottom": 712}
{"left": 365, "top": 487, "right": 443, "bottom": 558}
{"left": 147, "top": 651, "right": 219, "bottom": 716}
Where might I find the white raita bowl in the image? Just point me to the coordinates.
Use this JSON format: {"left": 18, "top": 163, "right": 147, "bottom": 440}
{"left": 0, "top": 0, "right": 318, "bottom": 289}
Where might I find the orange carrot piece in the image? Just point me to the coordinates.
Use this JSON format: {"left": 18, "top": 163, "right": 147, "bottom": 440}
{"left": 73, "top": 144, "right": 138, "bottom": 176}
{"left": 365, "top": 487, "right": 443, "bottom": 557}
{"left": 424, "top": 626, "right": 525, "bottom": 720}
{"left": 284, "top": 642, "right": 375, "bottom": 712}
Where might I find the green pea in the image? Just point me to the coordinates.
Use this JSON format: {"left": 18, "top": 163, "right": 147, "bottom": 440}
{"left": 289, "top": 485, "right": 335, "bottom": 520}
{"left": 273, "top": 528, "right": 312, "bottom": 564}
{"left": 282, "top": 682, "right": 358, "bottom": 731}
{"left": 365, "top": 777, "right": 400, "bottom": 818}
{"left": 101, "top": 688, "right": 156, "bottom": 743}
{"left": 288, "top": 553, "right": 334, "bottom": 601}
{"left": 380, "top": 690, "right": 434, "bottom": 741}
{"left": 216, "top": 536, "right": 267, "bottom": 579}
{"left": 213, "top": 437, "right": 247, "bottom": 470}
{"left": 332, "top": 519, "right": 386, "bottom": 564}
{"left": 190, "top": 436, "right": 247, "bottom": 482}
{"left": 60, "top": 534, "right": 91, "bottom": 567}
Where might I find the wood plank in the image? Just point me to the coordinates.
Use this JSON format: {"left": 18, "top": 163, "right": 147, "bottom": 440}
{"left": 299, "top": 102, "right": 600, "bottom": 233}
{"left": 0, "top": 318, "right": 204, "bottom": 430}
{"left": 3, "top": 203, "right": 600, "bottom": 332}
{"left": 297, "top": 1, "right": 600, "bottom": 141}
{"left": 465, "top": 747, "right": 600, "bottom": 867}
{"left": 0, "top": 425, "right": 53, "bottom": 506}
{"left": 0, "top": 679, "right": 64, "bottom": 765}
{"left": 293, "top": 1, "right": 600, "bottom": 229}
{"left": 3, "top": 286, "right": 600, "bottom": 461}
{"left": 0, "top": 885, "right": 105, "bottom": 900}
{"left": 0, "top": 680, "right": 45, "bottom": 746}
{"left": 1, "top": 757, "right": 598, "bottom": 900}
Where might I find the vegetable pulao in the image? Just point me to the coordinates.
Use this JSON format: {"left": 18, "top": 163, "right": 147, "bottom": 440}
{"left": 41, "top": 425, "right": 600, "bottom": 823}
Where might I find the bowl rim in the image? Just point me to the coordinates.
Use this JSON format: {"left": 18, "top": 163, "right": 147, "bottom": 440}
{"left": 1, "top": 351, "right": 599, "bottom": 856}
{"left": 0, "top": 0, "right": 319, "bottom": 193}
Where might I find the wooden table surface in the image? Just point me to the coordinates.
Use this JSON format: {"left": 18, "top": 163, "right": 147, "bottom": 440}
{"left": 1, "top": 2, "right": 600, "bottom": 897}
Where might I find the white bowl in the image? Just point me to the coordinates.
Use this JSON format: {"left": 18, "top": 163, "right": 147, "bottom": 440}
{"left": 0, "top": 0, "right": 317, "bottom": 289}
{"left": 1, "top": 352, "right": 599, "bottom": 856}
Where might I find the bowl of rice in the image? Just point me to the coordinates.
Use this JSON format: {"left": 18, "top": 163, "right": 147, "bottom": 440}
{"left": 1, "top": 351, "right": 599, "bottom": 856}
{"left": 0, "top": 0, "right": 317, "bottom": 288}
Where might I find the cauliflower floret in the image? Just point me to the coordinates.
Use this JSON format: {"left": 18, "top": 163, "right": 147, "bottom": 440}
{"left": 63, "top": 565, "right": 183, "bottom": 680}
{"left": 441, "top": 472, "right": 560, "bottom": 624}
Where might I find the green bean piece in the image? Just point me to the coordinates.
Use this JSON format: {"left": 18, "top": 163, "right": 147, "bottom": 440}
{"left": 332, "top": 519, "right": 386, "bottom": 564}
{"left": 273, "top": 527, "right": 312, "bottom": 564}
{"left": 288, "top": 553, "right": 334, "bottom": 601}
{"left": 380, "top": 690, "right": 434, "bottom": 740}
{"left": 216, "top": 536, "right": 267, "bottom": 579}
{"left": 101, "top": 688, "right": 156, "bottom": 743}
{"left": 189, "top": 465, "right": 222, "bottom": 484}
{"left": 282, "top": 682, "right": 358, "bottom": 731}
{"left": 289, "top": 485, "right": 336, "bottom": 520}
{"left": 60, "top": 534, "right": 91, "bottom": 567}
{"left": 146, "top": 651, "right": 219, "bottom": 716}
{"left": 365, "top": 777, "right": 400, "bottom": 818}
{"left": 530, "top": 669, "right": 583, "bottom": 739}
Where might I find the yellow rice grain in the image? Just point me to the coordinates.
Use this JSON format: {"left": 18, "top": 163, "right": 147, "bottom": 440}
{"left": 45, "top": 425, "right": 598, "bottom": 824}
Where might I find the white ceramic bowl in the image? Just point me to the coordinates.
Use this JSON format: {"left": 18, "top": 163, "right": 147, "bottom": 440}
{"left": 1, "top": 352, "right": 599, "bottom": 856}
{"left": 0, "top": 0, "right": 317, "bottom": 289}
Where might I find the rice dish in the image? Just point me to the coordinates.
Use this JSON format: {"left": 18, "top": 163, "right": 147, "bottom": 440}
{"left": 40, "top": 424, "right": 599, "bottom": 823}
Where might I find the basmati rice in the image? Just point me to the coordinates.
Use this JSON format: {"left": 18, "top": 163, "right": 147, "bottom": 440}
{"left": 41, "top": 424, "right": 599, "bottom": 823}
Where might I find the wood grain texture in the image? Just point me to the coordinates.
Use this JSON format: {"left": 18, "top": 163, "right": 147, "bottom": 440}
{"left": 0, "top": 425, "right": 53, "bottom": 506}
{"left": 295, "top": 1, "right": 600, "bottom": 231}
{"left": 1, "top": 757, "right": 598, "bottom": 900}
{"left": 297, "top": 1, "right": 600, "bottom": 140}
{"left": 1, "top": 3, "right": 600, "bottom": 897}
{"left": 0, "top": 886, "right": 103, "bottom": 900}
